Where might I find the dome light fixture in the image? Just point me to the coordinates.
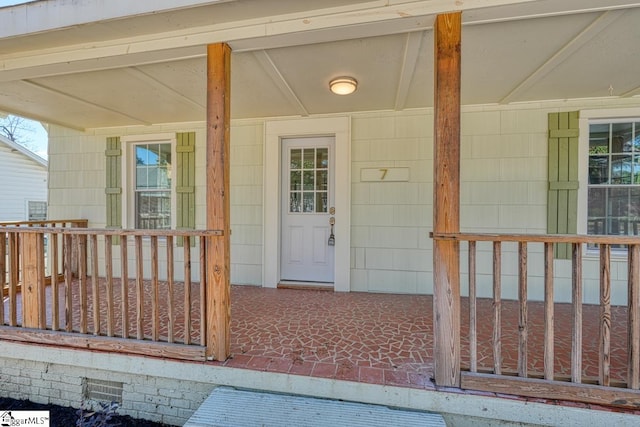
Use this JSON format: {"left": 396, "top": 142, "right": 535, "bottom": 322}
{"left": 329, "top": 76, "right": 358, "bottom": 95}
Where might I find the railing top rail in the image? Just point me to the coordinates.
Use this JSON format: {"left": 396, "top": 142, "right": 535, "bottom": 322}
{"left": 0, "top": 219, "right": 88, "bottom": 227}
{"left": 431, "top": 232, "right": 640, "bottom": 245}
{"left": 0, "top": 227, "right": 223, "bottom": 237}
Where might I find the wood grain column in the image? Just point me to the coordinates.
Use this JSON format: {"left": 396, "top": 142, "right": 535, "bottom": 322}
{"left": 21, "top": 233, "right": 46, "bottom": 328}
{"left": 433, "top": 12, "right": 462, "bottom": 387}
{"left": 206, "top": 43, "right": 231, "bottom": 360}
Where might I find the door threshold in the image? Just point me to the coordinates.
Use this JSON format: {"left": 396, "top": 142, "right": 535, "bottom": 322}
{"left": 277, "top": 281, "right": 334, "bottom": 291}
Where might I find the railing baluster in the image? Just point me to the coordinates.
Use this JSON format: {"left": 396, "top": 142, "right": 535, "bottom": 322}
{"left": 544, "top": 242, "right": 554, "bottom": 381}
{"left": 64, "top": 233, "right": 73, "bottom": 332}
{"left": 120, "top": 235, "right": 129, "bottom": 338}
{"left": 105, "top": 235, "right": 114, "bottom": 337}
{"left": 9, "top": 232, "right": 18, "bottom": 326}
{"left": 79, "top": 234, "right": 88, "bottom": 334}
{"left": 0, "top": 231, "right": 5, "bottom": 326}
{"left": 493, "top": 241, "right": 502, "bottom": 375}
{"left": 200, "top": 236, "right": 207, "bottom": 347}
{"left": 151, "top": 235, "right": 159, "bottom": 341}
{"left": 628, "top": 243, "right": 640, "bottom": 390}
{"left": 599, "top": 243, "right": 611, "bottom": 387}
{"left": 167, "top": 236, "right": 175, "bottom": 344}
{"left": 37, "top": 232, "right": 46, "bottom": 329}
{"left": 135, "top": 235, "right": 144, "bottom": 340}
{"left": 518, "top": 241, "right": 528, "bottom": 378}
{"left": 468, "top": 240, "right": 477, "bottom": 373}
{"left": 91, "top": 234, "right": 100, "bottom": 335}
{"left": 51, "top": 232, "right": 60, "bottom": 331}
{"left": 184, "top": 236, "right": 192, "bottom": 345}
{"left": 571, "top": 243, "right": 583, "bottom": 384}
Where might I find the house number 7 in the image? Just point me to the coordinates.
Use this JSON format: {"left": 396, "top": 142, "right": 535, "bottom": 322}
{"left": 379, "top": 168, "right": 388, "bottom": 180}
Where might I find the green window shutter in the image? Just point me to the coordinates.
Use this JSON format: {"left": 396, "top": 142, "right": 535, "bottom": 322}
{"left": 176, "top": 132, "right": 196, "bottom": 247}
{"left": 547, "top": 111, "right": 579, "bottom": 259}
{"left": 105, "top": 137, "right": 122, "bottom": 245}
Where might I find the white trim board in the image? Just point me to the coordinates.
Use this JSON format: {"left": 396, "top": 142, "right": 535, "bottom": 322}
{"left": 264, "top": 116, "right": 351, "bottom": 292}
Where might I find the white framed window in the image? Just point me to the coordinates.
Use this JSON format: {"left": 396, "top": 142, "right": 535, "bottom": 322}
{"left": 122, "top": 134, "right": 176, "bottom": 230}
{"left": 587, "top": 119, "right": 640, "bottom": 238}
{"left": 27, "top": 200, "right": 47, "bottom": 221}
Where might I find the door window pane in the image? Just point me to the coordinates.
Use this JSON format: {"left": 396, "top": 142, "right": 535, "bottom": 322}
{"left": 288, "top": 146, "right": 329, "bottom": 213}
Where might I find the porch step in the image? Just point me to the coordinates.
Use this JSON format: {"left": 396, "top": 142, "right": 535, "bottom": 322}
{"left": 184, "top": 386, "right": 446, "bottom": 427}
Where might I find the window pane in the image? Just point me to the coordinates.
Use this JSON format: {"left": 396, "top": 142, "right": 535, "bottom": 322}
{"left": 635, "top": 122, "right": 640, "bottom": 151}
{"left": 611, "top": 155, "right": 632, "bottom": 184}
{"left": 303, "top": 149, "right": 315, "bottom": 169}
{"left": 290, "top": 171, "right": 301, "bottom": 191}
{"left": 315, "top": 192, "right": 327, "bottom": 213}
{"left": 316, "top": 170, "right": 327, "bottom": 191}
{"left": 290, "top": 192, "right": 301, "bottom": 213}
{"left": 612, "top": 122, "right": 633, "bottom": 153}
{"left": 303, "top": 170, "right": 314, "bottom": 191}
{"left": 588, "top": 156, "right": 609, "bottom": 184}
{"left": 589, "top": 123, "right": 609, "bottom": 154}
{"left": 607, "top": 187, "right": 629, "bottom": 235}
{"left": 631, "top": 187, "right": 640, "bottom": 236}
{"left": 316, "top": 148, "right": 328, "bottom": 169}
{"left": 136, "top": 145, "right": 150, "bottom": 165}
{"left": 303, "top": 192, "right": 314, "bottom": 212}
{"left": 290, "top": 149, "right": 301, "bottom": 169}
{"left": 136, "top": 191, "right": 171, "bottom": 229}
{"left": 588, "top": 187, "right": 606, "bottom": 234}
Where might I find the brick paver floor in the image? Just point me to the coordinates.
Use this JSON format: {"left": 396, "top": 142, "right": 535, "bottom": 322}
{"left": 3, "top": 282, "right": 635, "bottom": 411}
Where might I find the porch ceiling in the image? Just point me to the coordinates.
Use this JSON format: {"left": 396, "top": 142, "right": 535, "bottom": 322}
{"left": 0, "top": 0, "right": 638, "bottom": 130}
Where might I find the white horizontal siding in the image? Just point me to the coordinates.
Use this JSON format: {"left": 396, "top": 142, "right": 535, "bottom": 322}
{"left": 48, "top": 97, "right": 640, "bottom": 302}
{"left": 0, "top": 143, "right": 47, "bottom": 221}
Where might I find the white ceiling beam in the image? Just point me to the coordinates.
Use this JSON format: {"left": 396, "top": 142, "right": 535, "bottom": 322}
{"left": 123, "top": 67, "right": 206, "bottom": 111}
{"left": 253, "top": 50, "right": 309, "bottom": 116}
{"left": 0, "top": 46, "right": 206, "bottom": 84}
{"left": 0, "top": 102, "right": 85, "bottom": 131}
{"left": 621, "top": 86, "right": 640, "bottom": 98}
{"left": 395, "top": 31, "right": 424, "bottom": 110}
{"left": 21, "top": 80, "right": 151, "bottom": 125}
{"left": 499, "top": 9, "right": 626, "bottom": 104}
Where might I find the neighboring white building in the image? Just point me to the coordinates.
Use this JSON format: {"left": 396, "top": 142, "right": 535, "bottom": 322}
{"left": 0, "top": 135, "right": 47, "bottom": 222}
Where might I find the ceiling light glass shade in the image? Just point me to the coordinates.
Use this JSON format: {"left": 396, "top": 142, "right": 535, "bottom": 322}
{"left": 329, "top": 77, "right": 358, "bottom": 95}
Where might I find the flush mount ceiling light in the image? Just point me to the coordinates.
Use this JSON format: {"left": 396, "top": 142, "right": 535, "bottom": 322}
{"left": 329, "top": 77, "right": 358, "bottom": 95}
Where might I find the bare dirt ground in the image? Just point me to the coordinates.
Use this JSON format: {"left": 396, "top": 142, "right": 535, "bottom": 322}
{"left": 0, "top": 397, "right": 175, "bottom": 426}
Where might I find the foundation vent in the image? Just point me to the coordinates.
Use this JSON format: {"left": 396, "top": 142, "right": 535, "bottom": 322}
{"left": 83, "top": 378, "right": 123, "bottom": 404}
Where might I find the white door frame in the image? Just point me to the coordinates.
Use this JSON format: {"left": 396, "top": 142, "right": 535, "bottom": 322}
{"left": 264, "top": 116, "right": 351, "bottom": 291}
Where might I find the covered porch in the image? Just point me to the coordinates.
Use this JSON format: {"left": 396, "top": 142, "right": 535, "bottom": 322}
{"left": 2, "top": 221, "right": 640, "bottom": 418}
{"left": 1, "top": 0, "right": 640, "bottom": 425}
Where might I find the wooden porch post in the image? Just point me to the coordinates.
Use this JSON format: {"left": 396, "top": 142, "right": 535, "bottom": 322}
{"left": 21, "top": 232, "right": 46, "bottom": 328}
{"left": 206, "top": 43, "right": 231, "bottom": 360}
{"left": 433, "top": 12, "right": 462, "bottom": 387}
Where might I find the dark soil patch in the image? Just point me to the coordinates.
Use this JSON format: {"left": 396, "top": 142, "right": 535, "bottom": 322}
{"left": 0, "top": 397, "right": 176, "bottom": 427}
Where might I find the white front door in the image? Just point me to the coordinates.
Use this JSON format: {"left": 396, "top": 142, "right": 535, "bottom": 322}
{"left": 280, "top": 136, "right": 335, "bottom": 283}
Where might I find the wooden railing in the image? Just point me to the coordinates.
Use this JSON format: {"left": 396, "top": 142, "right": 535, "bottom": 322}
{"left": 1, "top": 219, "right": 88, "bottom": 294}
{"left": 0, "top": 222, "right": 222, "bottom": 361}
{"left": 432, "top": 232, "right": 640, "bottom": 409}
